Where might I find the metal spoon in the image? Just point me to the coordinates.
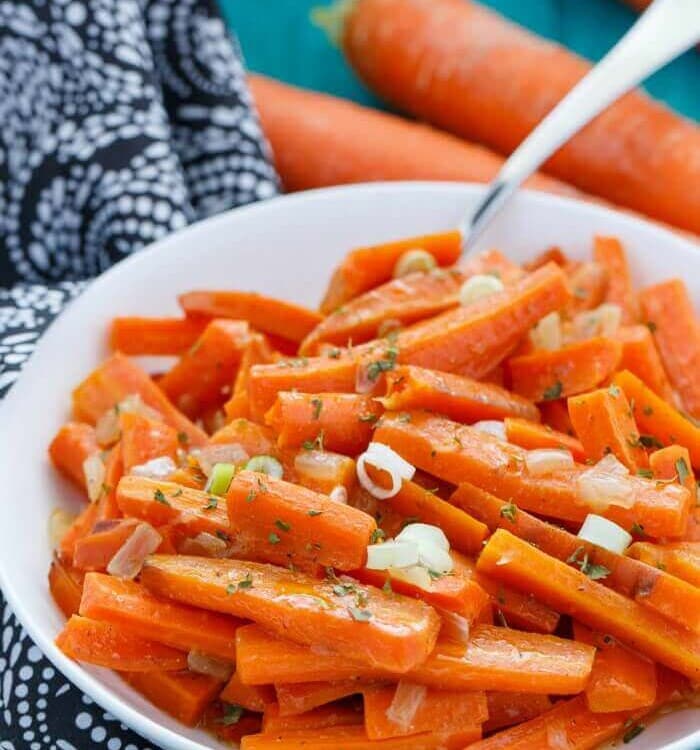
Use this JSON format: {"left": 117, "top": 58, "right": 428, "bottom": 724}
{"left": 461, "top": 0, "right": 700, "bottom": 253}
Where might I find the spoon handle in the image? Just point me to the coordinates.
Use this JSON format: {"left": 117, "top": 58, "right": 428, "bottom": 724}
{"left": 462, "top": 0, "right": 700, "bottom": 253}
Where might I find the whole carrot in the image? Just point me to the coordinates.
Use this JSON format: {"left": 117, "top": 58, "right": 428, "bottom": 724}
{"left": 343, "top": 0, "right": 700, "bottom": 234}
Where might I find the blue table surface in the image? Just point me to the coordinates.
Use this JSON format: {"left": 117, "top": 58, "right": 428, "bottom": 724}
{"left": 219, "top": 0, "right": 699, "bottom": 122}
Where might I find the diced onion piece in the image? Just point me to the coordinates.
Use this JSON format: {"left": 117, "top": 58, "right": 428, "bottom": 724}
{"left": 396, "top": 523, "right": 450, "bottom": 552}
{"left": 357, "top": 442, "right": 415, "bottom": 500}
{"left": 594, "top": 453, "right": 630, "bottom": 476}
{"left": 417, "top": 542, "right": 453, "bottom": 574}
{"left": 83, "top": 452, "right": 106, "bottom": 502}
{"left": 245, "top": 455, "right": 284, "bottom": 479}
{"left": 459, "top": 274, "right": 504, "bottom": 306}
{"left": 393, "top": 249, "right": 437, "bottom": 278}
{"left": 525, "top": 448, "right": 575, "bottom": 476}
{"left": 577, "top": 513, "right": 632, "bottom": 554}
{"left": 386, "top": 680, "right": 427, "bottom": 730}
{"left": 366, "top": 540, "right": 420, "bottom": 570}
{"left": 437, "top": 608, "right": 471, "bottom": 646}
{"left": 530, "top": 311, "right": 562, "bottom": 351}
{"left": 179, "top": 532, "right": 229, "bottom": 558}
{"left": 130, "top": 456, "right": 177, "bottom": 480}
{"left": 194, "top": 443, "right": 249, "bottom": 477}
{"left": 48, "top": 508, "right": 77, "bottom": 549}
{"left": 106, "top": 523, "right": 162, "bottom": 579}
{"left": 571, "top": 303, "right": 622, "bottom": 341}
{"left": 187, "top": 649, "right": 234, "bottom": 682}
{"left": 577, "top": 468, "right": 635, "bottom": 512}
{"left": 389, "top": 565, "right": 434, "bottom": 591}
{"left": 205, "top": 462, "right": 236, "bottom": 495}
{"left": 472, "top": 420, "right": 507, "bottom": 441}
{"left": 329, "top": 485, "right": 348, "bottom": 504}
{"left": 95, "top": 393, "right": 162, "bottom": 446}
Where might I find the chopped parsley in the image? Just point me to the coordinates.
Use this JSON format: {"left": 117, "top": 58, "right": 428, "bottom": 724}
{"left": 216, "top": 530, "right": 231, "bottom": 542}
{"left": 630, "top": 522, "right": 646, "bottom": 536}
{"left": 311, "top": 397, "right": 323, "bottom": 420}
{"left": 333, "top": 583, "right": 356, "bottom": 597}
{"left": 171, "top": 488, "right": 183, "bottom": 498}
{"left": 643, "top": 405, "right": 654, "bottom": 416}
{"left": 638, "top": 434, "right": 664, "bottom": 449}
{"left": 302, "top": 431, "right": 325, "bottom": 451}
{"left": 398, "top": 412, "right": 412, "bottom": 423}
{"left": 622, "top": 722, "right": 645, "bottom": 743}
{"left": 542, "top": 381, "right": 563, "bottom": 401}
{"left": 370, "top": 528, "right": 386, "bottom": 544}
{"left": 636, "top": 468, "right": 654, "bottom": 479}
{"left": 236, "top": 573, "right": 254, "bottom": 590}
{"left": 676, "top": 457, "right": 690, "bottom": 485}
{"left": 349, "top": 607, "right": 372, "bottom": 622}
{"left": 427, "top": 570, "right": 443, "bottom": 580}
{"left": 219, "top": 704, "right": 244, "bottom": 726}
{"left": 365, "top": 346, "right": 398, "bottom": 382}
{"left": 567, "top": 546, "right": 610, "bottom": 580}
{"left": 204, "top": 496, "right": 218, "bottom": 511}
{"left": 500, "top": 503, "right": 517, "bottom": 523}
{"left": 275, "top": 519, "right": 291, "bottom": 532}
{"left": 177, "top": 431, "right": 189, "bottom": 446}
{"left": 245, "top": 489, "right": 257, "bottom": 503}
{"left": 268, "top": 532, "right": 281, "bottom": 545}
{"left": 608, "top": 384, "right": 621, "bottom": 398}
{"left": 308, "top": 509, "right": 323, "bottom": 517}
{"left": 153, "top": 489, "right": 170, "bottom": 506}
{"left": 359, "top": 413, "right": 379, "bottom": 424}
{"left": 645, "top": 321, "right": 657, "bottom": 333}
{"left": 327, "top": 348, "right": 342, "bottom": 359}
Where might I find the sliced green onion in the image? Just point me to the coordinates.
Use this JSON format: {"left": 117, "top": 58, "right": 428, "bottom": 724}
{"left": 205, "top": 462, "right": 236, "bottom": 495}
{"left": 245, "top": 455, "right": 284, "bottom": 479}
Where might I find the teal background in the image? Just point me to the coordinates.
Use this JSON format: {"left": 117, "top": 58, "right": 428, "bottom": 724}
{"left": 219, "top": 0, "right": 699, "bottom": 121}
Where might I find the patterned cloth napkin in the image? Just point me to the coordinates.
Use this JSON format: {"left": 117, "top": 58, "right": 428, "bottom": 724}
{"left": 0, "top": 1, "right": 278, "bottom": 746}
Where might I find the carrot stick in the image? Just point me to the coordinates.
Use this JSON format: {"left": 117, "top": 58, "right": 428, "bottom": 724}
{"left": 73, "top": 518, "right": 140, "bottom": 571}
{"left": 109, "top": 317, "right": 209, "bottom": 356}
{"left": 292, "top": 450, "right": 357, "bottom": 495}
{"left": 275, "top": 681, "right": 368, "bottom": 717}
{"left": 507, "top": 337, "right": 622, "bottom": 402}
{"left": 220, "top": 671, "right": 275, "bottom": 712}
{"left": 562, "top": 262, "right": 609, "bottom": 317}
{"left": 79, "top": 572, "right": 242, "bottom": 660}
{"left": 49, "top": 558, "right": 84, "bottom": 618}
{"left": 650, "top": 444, "right": 696, "bottom": 494}
{"left": 362, "top": 684, "right": 487, "bottom": 740}
{"left": 141, "top": 555, "right": 440, "bottom": 673}
{"left": 263, "top": 702, "right": 364, "bottom": 733}
{"left": 115, "top": 475, "right": 230, "bottom": 538}
{"left": 158, "top": 319, "right": 249, "bottom": 418}
{"left": 503, "top": 417, "right": 585, "bottom": 462}
{"left": 72, "top": 353, "right": 206, "bottom": 446}
{"left": 567, "top": 386, "right": 648, "bottom": 471}
{"left": 178, "top": 291, "right": 322, "bottom": 344}
{"left": 375, "top": 411, "right": 691, "bottom": 538}
{"left": 250, "top": 75, "right": 583, "bottom": 199}
{"left": 119, "top": 411, "right": 179, "bottom": 473}
{"left": 539, "top": 398, "right": 575, "bottom": 435}
{"left": 343, "top": 0, "right": 700, "bottom": 234}
{"left": 617, "top": 325, "right": 676, "bottom": 403}
{"left": 209, "top": 416, "right": 278, "bottom": 455}
{"left": 224, "top": 334, "right": 279, "bottom": 421}
{"left": 593, "top": 236, "right": 640, "bottom": 323}
{"left": 55, "top": 614, "right": 187, "bottom": 671}
{"left": 319, "top": 231, "right": 462, "bottom": 314}
{"left": 227, "top": 470, "right": 376, "bottom": 571}
{"left": 383, "top": 365, "right": 540, "bottom": 423}
{"left": 627, "top": 542, "right": 700, "bottom": 587}
{"left": 613, "top": 370, "right": 700, "bottom": 469}
{"left": 123, "top": 670, "right": 223, "bottom": 726}
{"left": 48, "top": 423, "right": 98, "bottom": 490}
{"left": 265, "top": 392, "right": 382, "bottom": 454}
{"left": 483, "top": 692, "right": 552, "bottom": 733}
{"left": 477, "top": 529, "right": 700, "bottom": 680}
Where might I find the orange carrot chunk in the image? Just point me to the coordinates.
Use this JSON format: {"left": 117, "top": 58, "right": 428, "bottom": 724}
{"left": 483, "top": 692, "right": 552, "bottom": 733}
{"left": 48, "top": 423, "right": 98, "bottom": 490}
{"left": 119, "top": 411, "right": 179, "bottom": 473}
{"left": 593, "top": 236, "right": 640, "bottom": 323}
{"left": 73, "top": 518, "right": 141, "bottom": 571}
{"left": 224, "top": 333, "right": 279, "bottom": 421}
{"left": 562, "top": 261, "right": 609, "bottom": 317}
{"left": 262, "top": 702, "right": 364, "bottom": 733}
{"left": 627, "top": 542, "right": 700, "bottom": 588}
{"left": 109, "top": 317, "right": 209, "bottom": 356}
{"left": 293, "top": 450, "right": 357, "bottom": 496}
{"left": 209, "top": 416, "right": 277, "bottom": 454}
{"left": 650, "top": 444, "right": 696, "bottom": 494}
{"left": 220, "top": 671, "right": 275, "bottom": 712}
{"left": 275, "top": 681, "right": 368, "bottom": 717}
{"left": 617, "top": 325, "right": 676, "bottom": 403}
{"left": 503, "top": 417, "right": 585, "bottom": 462}
{"left": 49, "top": 558, "right": 85, "bottom": 618}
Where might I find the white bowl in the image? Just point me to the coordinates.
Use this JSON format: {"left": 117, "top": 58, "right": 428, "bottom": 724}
{"left": 0, "top": 183, "right": 698, "bottom": 750}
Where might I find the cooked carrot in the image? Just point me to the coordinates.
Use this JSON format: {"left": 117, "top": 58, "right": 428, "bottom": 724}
{"left": 49, "top": 558, "right": 84, "bottom": 618}
{"left": 593, "top": 236, "right": 640, "bottom": 323}
{"left": 109, "top": 317, "right": 209, "bottom": 356}
{"left": 263, "top": 702, "right": 364, "bottom": 733}
{"left": 119, "top": 411, "right": 179, "bottom": 472}
{"left": 362, "top": 684, "right": 487, "bottom": 740}
{"left": 375, "top": 411, "right": 691, "bottom": 538}
{"left": 123, "top": 670, "right": 222, "bottom": 726}
{"left": 227, "top": 470, "right": 376, "bottom": 571}
{"left": 265, "top": 392, "right": 381, "bottom": 454}
{"left": 56, "top": 614, "right": 187, "bottom": 671}
{"left": 640, "top": 279, "right": 700, "bottom": 417}
{"left": 483, "top": 693, "right": 552, "bottom": 733}
{"left": 383, "top": 365, "right": 539, "bottom": 423}
{"left": 48, "top": 422, "right": 98, "bottom": 490}
{"left": 539, "top": 398, "right": 575, "bottom": 435}
{"left": 72, "top": 353, "right": 206, "bottom": 446}
{"left": 562, "top": 261, "right": 609, "bottom": 317}
{"left": 179, "top": 291, "right": 322, "bottom": 344}
{"left": 224, "top": 333, "right": 279, "bottom": 421}
{"left": 275, "top": 681, "right": 368, "bottom": 717}
{"left": 507, "top": 337, "right": 622, "bottom": 403}
{"left": 627, "top": 542, "right": 700, "bottom": 587}
{"left": 319, "top": 231, "right": 462, "bottom": 314}
{"left": 613, "top": 370, "right": 700, "bottom": 469}
{"left": 158, "top": 319, "right": 249, "bottom": 418}
{"left": 524, "top": 247, "right": 568, "bottom": 272}
{"left": 73, "top": 518, "right": 140, "bottom": 571}
{"left": 141, "top": 555, "right": 440, "bottom": 673}
{"left": 343, "top": 0, "right": 700, "bottom": 234}
{"left": 116, "top": 475, "right": 230, "bottom": 538}
{"left": 617, "top": 325, "right": 676, "bottom": 403}
{"left": 209, "top": 416, "right": 277, "bottom": 456}
{"left": 567, "top": 386, "right": 648, "bottom": 471}
{"left": 221, "top": 671, "right": 275, "bottom": 712}
{"left": 293, "top": 450, "right": 356, "bottom": 496}
{"left": 504, "top": 417, "right": 585, "bottom": 462}
{"left": 477, "top": 529, "right": 700, "bottom": 680}
{"left": 79, "top": 572, "right": 242, "bottom": 660}
{"left": 650, "top": 444, "right": 696, "bottom": 494}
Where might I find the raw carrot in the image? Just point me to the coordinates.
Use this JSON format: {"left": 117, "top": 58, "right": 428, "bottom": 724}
{"left": 72, "top": 353, "right": 206, "bottom": 446}
{"left": 73, "top": 518, "right": 140, "bottom": 571}
{"left": 627, "top": 542, "right": 700, "bottom": 587}
{"left": 507, "top": 337, "right": 622, "bottom": 402}
{"left": 477, "top": 529, "right": 700, "bottom": 680}
{"left": 224, "top": 333, "right": 279, "bottom": 421}
{"left": 123, "top": 670, "right": 223, "bottom": 726}
{"left": 141, "top": 555, "right": 441, "bottom": 673}
{"left": 483, "top": 693, "right": 552, "bottom": 733}
{"left": 617, "top": 325, "right": 676, "bottom": 403}
{"left": 158, "top": 319, "right": 249, "bottom": 418}
{"left": 383, "top": 365, "right": 540, "bottom": 423}
{"left": 49, "top": 558, "right": 84, "bottom": 618}
{"left": 109, "top": 317, "right": 208, "bottom": 356}
{"left": 567, "top": 386, "right": 648, "bottom": 471}
{"left": 209, "top": 417, "right": 277, "bottom": 455}
{"left": 650, "top": 444, "right": 696, "bottom": 494}
{"left": 178, "top": 291, "right": 322, "bottom": 344}
{"left": 292, "top": 450, "right": 356, "bottom": 495}
{"left": 319, "top": 231, "right": 461, "bottom": 314}
{"left": 226, "top": 470, "right": 376, "bottom": 571}
{"left": 343, "top": 0, "right": 700, "bottom": 234}
{"left": 79, "top": 573, "right": 242, "bottom": 661}
{"left": 48, "top": 422, "right": 98, "bottom": 490}
{"left": 220, "top": 671, "right": 275, "bottom": 712}
{"left": 593, "top": 236, "right": 640, "bottom": 323}
{"left": 613, "top": 370, "right": 700, "bottom": 469}
{"left": 265, "top": 392, "right": 382, "bottom": 455}
{"left": 56, "top": 615, "right": 188, "bottom": 671}
{"left": 263, "top": 702, "right": 364, "bottom": 733}
{"left": 119, "top": 411, "right": 179, "bottom": 473}
{"left": 503, "top": 417, "right": 585, "bottom": 462}
{"left": 375, "top": 411, "right": 691, "bottom": 537}
{"left": 362, "top": 684, "right": 487, "bottom": 740}
{"left": 562, "top": 262, "right": 609, "bottom": 317}
{"left": 275, "top": 681, "right": 368, "bottom": 717}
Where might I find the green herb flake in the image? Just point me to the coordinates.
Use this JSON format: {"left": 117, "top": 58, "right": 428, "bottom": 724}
{"left": 153, "top": 489, "right": 170, "bottom": 506}
{"left": 398, "top": 412, "right": 412, "bottom": 423}
{"left": 268, "top": 532, "right": 281, "bottom": 545}
{"left": 220, "top": 703, "right": 244, "bottom": 726}
{"left": 245, "top": 489, "right": 257, "bottom": 503}
{"left": 204, "top": 496, "right": 218, "bottom": 511}
{"left": 427, "top": 569, "right": 443, "bottom": 580}
{"left": 630, "top": 522, "right": 646, "bottom": 536}
{"left": 608, "top": 384, "right": 621, "bottom": 398}
{"left": 236, "top": 573, "right": 254, "bottom": 591}
{"left": 542, "top": 381, "right": 563, "bottom": 401}
{"left": 171, "top": 488, "right": 184, "bottom": 498}
{"left": 225, "top": 584, "right": 236, "bottom": 596}
{"left": 327, "top": 348, "right": 342, "bottom": 359}
{"left": 643, "top": 405, "right": 654, "bottom": 416}
{"left": 308, "top": 509, "right": 323, "bottom": 517}
{"left": 177, "top": 431, "right": 189, "bottom": 446}
{"left": 370, "top": 528, "right": 386, "bottom": 544}
{"left": 567, "top": 546, "right": 610, "bottom": 580}
{"left": 332, "top": 583, "right": 356, "bottom": 597}
{"left": 302, "top": 431, "right": 325, "bottom": 451}
{"left": 349, "top": 607, "right": 372, "bottom": 622}
{"left": 639, "top": 434, "right": 664, "bottom": 449}
{"left": 275, "top": 519, "right": 291, "bottom": 532}
{"left": 636, "top": 468, "right": 654, "bottom": 479}
{"left": 311, "top": 397, "right": 323, "bottom": 420}
{"left": 646, "top": 321, "right": 657, "bottom": 333}
{"left": 676, "top": 457, "right": 690, "bottom": 485}
{"left": 500, "top": 503, "right": 517, "bottom": 523}
{"left": 365, "top": 346, "right": 398, "bottom": 382}
{"left": 622, "top": 723, "right": 645, "bottom": 744}
{"left": 359, "top": 413, "right": 379, "bottom": 424}
{"left": 216, "top": 530, "right": 231, "bottom": 542}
